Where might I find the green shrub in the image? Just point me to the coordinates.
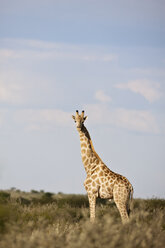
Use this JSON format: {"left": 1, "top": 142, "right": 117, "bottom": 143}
{"left": 0, "top": 191, "right": 10, "bottom": 203}
{"left": 16, "top": 197, "right": 31, "bottom": 205}
{"left": 40, "top": 192, "right": 54, "bottom": 204}
{"left": 31, "top": 190, "right": 39, "bottom": 194}
{"left": 0, "top": 190, "right": 165, "bottom": 248}
{"left": 0, "top": 204, "right": 11, "bottom": 233}
{"left": 56, "top": 194, "right": 89, "bottom": 208}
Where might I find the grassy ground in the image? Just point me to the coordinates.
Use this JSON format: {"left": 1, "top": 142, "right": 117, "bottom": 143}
{"left": 0, "top": 189, "right": 165, "bottom": 248}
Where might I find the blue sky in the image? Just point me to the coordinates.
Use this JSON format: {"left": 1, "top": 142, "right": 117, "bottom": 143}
{"left": 0, "top": 0, "right": 165, "bottom": 198}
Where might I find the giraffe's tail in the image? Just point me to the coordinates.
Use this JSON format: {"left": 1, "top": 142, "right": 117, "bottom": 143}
{"left": 130, "top": 184, "right": 134, "bottom": 201}
{"left": 128, "top": 184, "right": 134, "bottom": 216}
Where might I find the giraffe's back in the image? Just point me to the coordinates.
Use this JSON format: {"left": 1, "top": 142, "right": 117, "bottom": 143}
{"left": 84, "top": 161, "right": 133, "bottom": 201}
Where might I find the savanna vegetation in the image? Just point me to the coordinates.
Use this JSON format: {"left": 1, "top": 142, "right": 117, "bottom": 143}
{"left": 0, "top": 189, "right": 165, "bottom": 248}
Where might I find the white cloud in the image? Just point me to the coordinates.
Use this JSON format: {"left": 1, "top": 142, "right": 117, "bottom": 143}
{"left": 0, "top": 81, "right": 23, "bottom": 104}
{"left": 0, "top": 48, "right": 117, "bottom": 62}
{"left": 113, "top": 108, "right": 159, "bottom": 133}
{"left": 0, "top": 48, "right": 63, "bottom": 61}
{"left": 1, "top": 38, "right": 68, "bottom": 50}
{"left": 14, "top": 109, "right": 72, "bottom": 130}
{"left": 0, "top": 49, "right": 22, "bottom": 59}
{"left": 95, "top": 90, "right": 112, "bottom": 103}
{"left": 82, "top": 54, "right": 117, "bottom": 62}
{"left": 0, "top": 109, "right": 7, "bottom": 127}
{"left": 84, "top": 104, "right": 159, "bottom": 134}
{"left": 16, "top": 39, "right": 62, "bottom": 50}
{"left": 115, "top": 80, "right": 162, "bottom": 103}
{"left": 0, "top": 112, "right": 4, "bottom": 126}
{"left": 102, "top": 54, "right": 117, "bottom": 62}
{"left": 0, "top": 38, "right": 117, "bottom": 62}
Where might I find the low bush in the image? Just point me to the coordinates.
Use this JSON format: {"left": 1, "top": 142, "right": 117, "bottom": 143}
{"left": 0, "top": 190, "right": 164, "bottom": 248}
{"left": 0, "top": 191, "right": 10, "bottom": 203}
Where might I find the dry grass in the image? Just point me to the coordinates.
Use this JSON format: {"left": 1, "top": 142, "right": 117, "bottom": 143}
{"left": 0, "top": 190, "right": 165, "bottom": 248}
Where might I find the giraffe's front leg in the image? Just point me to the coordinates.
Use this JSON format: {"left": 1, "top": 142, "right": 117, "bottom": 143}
{"left": 88, "top": 193, "right": 96, "bottom": 222}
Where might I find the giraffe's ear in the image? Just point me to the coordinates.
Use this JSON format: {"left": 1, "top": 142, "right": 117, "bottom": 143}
{"left": 72, "top": 115, "right": 75, "bottom": 120}
{"left": 84, "top": 116, "right": 88, "bottom": 121}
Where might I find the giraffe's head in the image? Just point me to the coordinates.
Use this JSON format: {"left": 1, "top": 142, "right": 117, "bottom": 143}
{"left": 72, "top": 110, "right": 88, "bottom": 131}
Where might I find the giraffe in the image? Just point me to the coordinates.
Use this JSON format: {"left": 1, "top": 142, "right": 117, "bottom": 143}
{"left": 72, "top": 110, "right": 133, "bottom": 223}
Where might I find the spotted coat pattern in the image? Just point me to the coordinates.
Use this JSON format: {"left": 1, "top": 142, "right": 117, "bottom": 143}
{"left": 72, "top": 111, "right": 133, "bottom": 223}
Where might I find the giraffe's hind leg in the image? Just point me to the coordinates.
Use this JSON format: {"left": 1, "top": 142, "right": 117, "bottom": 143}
{"left": 88, "top": 193, "right": 96, "bottom": 223}
{"left": 114, "top": 200, "right": 129, "bottom": 223}
{"left": 113, "top": 186, "right": 129, "bottom": 223}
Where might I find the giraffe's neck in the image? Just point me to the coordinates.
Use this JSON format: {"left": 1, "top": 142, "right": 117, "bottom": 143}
{"left": 78, "top": 125, "right": 102, "bottom": 174}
